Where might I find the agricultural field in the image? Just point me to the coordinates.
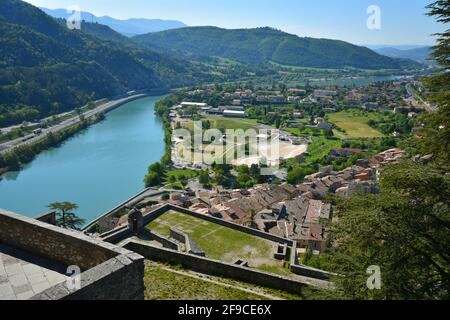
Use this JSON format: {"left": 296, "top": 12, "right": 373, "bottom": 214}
{"left": 146, "top": 210, "right": 292, "bottom": 276}
{"left": 303, "top": 137, "right": 343, "bottom": 163}
{"left": 328, "top": 111, "right": 384, "bottom": 138}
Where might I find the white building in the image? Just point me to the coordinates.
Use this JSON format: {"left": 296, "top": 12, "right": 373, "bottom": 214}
{"left": 181, "top": 102, "right": 208, "bottom": 108}
{"left": 223, "top": 110, "right": 246, "bottom": 118}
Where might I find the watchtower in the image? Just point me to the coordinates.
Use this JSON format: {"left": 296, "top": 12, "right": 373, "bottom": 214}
{"left": 127, "top": 207, "right": 143, "bottom": 233}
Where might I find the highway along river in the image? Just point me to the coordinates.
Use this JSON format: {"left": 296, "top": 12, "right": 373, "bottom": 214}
{"left": 0, "top": 96, "right": 165, "bottom": 224}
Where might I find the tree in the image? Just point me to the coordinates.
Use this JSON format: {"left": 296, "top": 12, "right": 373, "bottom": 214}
{"left": 414, "top": 0, "right": 450, "bottom": 164}
{"left": 237, "top": 172, "right": 256, "bottom": 188}
{"left": 96, "top": 112, "right": 106, "bottom": 121}
{"left": 328, "top": 162, "right": 450, "bottom": 299}
{"left": 243, "top": 209, "right": 257, "bottom": 229}
{"left": 161, "top": 193, "right": 170, "bottom": 201}
{"left": 144, "top": 171, "right": 161, "bottom": 187}
{"left": 144, "top": 162, "right": 165, "bottom": 187}
{"left": 1, "top": 152, "right": 20, "bottom": 170}
{"left": 249, "top": 164, "right": 260, "bottom": 178}
{"left": 48, "top": 202, "right": 85, "bottom": 230}
{"left": 286, "top": 166, "right": 313, "bottom": 184}
{"left": 202, "top": 119, "right": 211, "bottom": 130}
{"left": 199, "top": 170, "right": 210, "bottom": 186}
{"left": 324, "top": 128, "right": 334, "bottom": 138}
{"left": 148, "top": 162, "right": 164, "bottom": 175}
{"left": 179, "top": 174, "right": 188, "bottom": 187}
{"left": 238, "top": 165, "right": 250, "bottom": 175}
{"left": 326, "top": 1, "right": 450, "bottom": 300}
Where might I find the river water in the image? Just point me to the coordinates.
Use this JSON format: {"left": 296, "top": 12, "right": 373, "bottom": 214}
{"left": 0, "top": 96, "right": 165, "bottom": 224}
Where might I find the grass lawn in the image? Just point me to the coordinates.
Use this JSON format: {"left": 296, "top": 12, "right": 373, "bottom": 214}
{"left": 163, "top": 169, "right": 198, "bottom": 189}
{"left": 285, "top": 127, "right": 323, "bottom": 137}
{"left": 304, "top": 137, "right": 342, "bottom": 163}
{"left": 165, "top": 169, "right": 198, "bottom": 181}
{"left": 182, "top": 116, "right": 258, "bottom": 132}
{"left": 144, "top": 260, "right": 266, "bottom": 300}
{"left": 328, "top": 111, "right": 384, "bottom": 138}
{"left": 332, "top": 129, "right": 347, "bottom": 139}
{"left": 144, "top": 260, "right": 314, "bottom": 300}
{"left": 146, "top": 210, "right": 291, "bottom": 276}
{"left": 163, "top": 181, "right": 184, "bottom": 190}
{"left": 205, "top": 116, "right": 258, "bottom": 131}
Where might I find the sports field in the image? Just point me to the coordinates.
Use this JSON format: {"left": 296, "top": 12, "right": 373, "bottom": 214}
{"left": 146, "top": 210, "right": 291, "bottom": 276}
{"left": 328, "top": 111, "right": 384, "bottom": 138}
{"left": 181, "top": 116, "right": 258, "bottom": 132}
{"left": 205, "top": 116, "right": 259, "bottom": 131}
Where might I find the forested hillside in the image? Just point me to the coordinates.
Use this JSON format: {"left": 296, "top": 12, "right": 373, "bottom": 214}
{"left": 374, "top": 46, "right": 432, "bottom": 63}
{"left": 40, "top": 7, "right": 188, "bottom": 36}
{"left": 0, "top": 0, "right": 208, "bottom": 127}
{"left": 134, "top": 26, "right": 421, "bottom": 69}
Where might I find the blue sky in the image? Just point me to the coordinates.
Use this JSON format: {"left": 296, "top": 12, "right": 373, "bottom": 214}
{"left": 23, "top": 0, "right": 443, "bottom": 45}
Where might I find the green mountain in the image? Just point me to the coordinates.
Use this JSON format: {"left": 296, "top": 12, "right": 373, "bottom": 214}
{"left": 77, "top": 20, "right": 134, "bottom": 44}
{"left": 71, "top": 20, "right": 211, "bottom": 88}
{"left": 374, "top": 46, "right": 433, "bottom": 64}
{"left": 134, "top": 26, "right": 419, "bottom": 70}
{"left": 40, "top": 7, "right": 188, "bottom": 36}
{"left": 0, "top": 0, "right": 208, "bottom": 127}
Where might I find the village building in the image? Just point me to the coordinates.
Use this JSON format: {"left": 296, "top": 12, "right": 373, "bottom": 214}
{"left": 223, "top": 110, "right": 246, "bottom": 118}
{"left": 180, "top": 101, "right": 208, "bottom": 108}
{"left": 313, "top": 89, "right": 337, "bottom": 99}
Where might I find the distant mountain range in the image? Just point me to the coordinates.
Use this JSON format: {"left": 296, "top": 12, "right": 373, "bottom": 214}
{"left": 40, "top": 7, "right": 188, "bottom": 36}
{"left": 372, "top": 46, "right": 433, "bottom": 64}
{"left": 133, "top": 26, "right": 421, "bottom": 70}
{"left": 366, "top": 45, "right": 430, "bottom": 50}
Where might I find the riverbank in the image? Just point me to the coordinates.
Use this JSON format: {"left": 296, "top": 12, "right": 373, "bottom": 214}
{"left": 0, "top": 96, "right": 166, "bottom": 222}
{"left": 0, "top": 93, "right": 155, "bottom": 175}
{"left": 143, "top": 96, "right": 174, "bottom": 187}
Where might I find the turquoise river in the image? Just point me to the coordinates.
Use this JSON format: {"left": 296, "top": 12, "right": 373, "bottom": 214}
{"left": 0, "top": 96, "right": 165, "bottom": 224}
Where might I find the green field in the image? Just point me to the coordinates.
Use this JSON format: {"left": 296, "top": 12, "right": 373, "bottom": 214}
{"left": 304, "top": 137, "right": 343, "bottom": 163}
{"left": 182, "top": 116, "right": 258, "bottom": 132}
{"left": 144, "top": 260, "right": 311, "bottom": 300}
{"left": 205, "top": 116, "right": 258, "bottom": 131}
{"left": 328, "top": 111, "right": 384, "bottom": 138}
{"left": 146, "top": 210, "right": 291, "bottom": 276}
{"left": 285, "top": 127, "right": 322, "bottom": 137}
{"left": 160, "top": 169, "right": 198, "bottom": 190}
{"left": 164, "top": 169, "right": 198, "bottom": 182}
{"left": 144, "top": 260, "right": 267, "bottom": 300}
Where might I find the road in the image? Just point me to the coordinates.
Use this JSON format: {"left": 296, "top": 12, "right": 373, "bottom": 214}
{"left": 405, "top": 83, "right": 438, "bottom": 113}
{"left": 0, "top": 94, "right": 147, "bottom": 154}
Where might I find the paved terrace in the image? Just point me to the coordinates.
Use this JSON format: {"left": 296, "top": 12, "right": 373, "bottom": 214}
{"left": 0, "top": 208, "right": 145, "bottom": 300}
{"left": 0, "top": 243, "right": 67, "bottom": 300}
